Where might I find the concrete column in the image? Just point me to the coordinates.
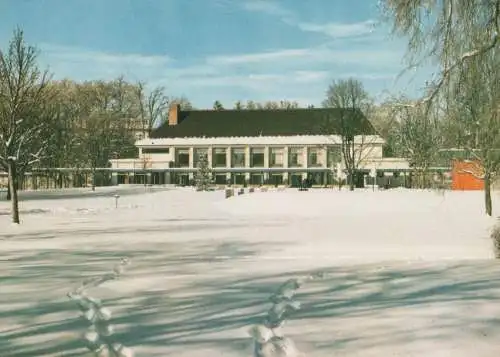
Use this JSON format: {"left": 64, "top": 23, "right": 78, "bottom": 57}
{"left": 189, "top": 147, "right": 195, "bottom": 167}
{"left": 245, "top": 146, "right": 251, "bottom": 181}
{"left": 302, "top": 146, "right": 308, "bottom": 180}
{"left": 111, "top": 172, "right": 118, "bottom": 186}
{"left": 207, "top": 146, "right": 213, "bottom": 168}
{"left": 245, "top": 146, "right": 251, "bottom": 167}
{"left": 283, "top": 146, "right": 289, "bottom": 182}
{"left": 226, "top": 146, "right": 232, "bottom": 168}
{"left": 189, "top": 147, "right": 194, "bottom": 180}
{"left": 226, "top": 146, "right": 232, "bottom": 182}
{"left": 283, "top": 147, "right": 289, "bottom": 169}
{"left": 320, "top": 146, "right": 327, "bottom": 167}
{"left": 170, "top": 147, "right": 176, "bottom": 167}
{"left": 263, "top": 146, "right": 270, "bottom": 181}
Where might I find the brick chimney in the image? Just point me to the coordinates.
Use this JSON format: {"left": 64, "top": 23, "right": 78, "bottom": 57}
{"left": 168, "top": 104, "right": 181, "bottom": 126}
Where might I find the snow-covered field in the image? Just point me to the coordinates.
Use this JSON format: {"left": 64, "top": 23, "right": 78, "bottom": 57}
{"left": 1, "top": 187, "right": 500, "bottom": 356}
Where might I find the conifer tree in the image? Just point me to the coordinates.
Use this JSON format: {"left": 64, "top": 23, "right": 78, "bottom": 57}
{"left": 194, "top": 153, "right": 213, "bottom": 191}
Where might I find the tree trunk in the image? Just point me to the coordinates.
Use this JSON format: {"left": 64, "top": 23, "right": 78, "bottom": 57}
{"left": 57, "top": 172, "right": 63, "bottom": 189}
{"left": 7, "top": 159, "right": 20, "bottom": 224}
{"left": 6, "top": 180, "right": 11, "bottom": 200}
{"left": 349, "top": 171, "right": 355, "bottom": 191}
{"left": 484, "top": 173, "right": 492, "bottom": 216}
{"left": 91, "top": 168, "right": 96, "bottom": 191}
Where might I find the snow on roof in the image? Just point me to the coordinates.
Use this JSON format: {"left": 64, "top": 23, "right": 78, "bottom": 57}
{"left": 135, "top": 135, "right": 385, "bottom": 147}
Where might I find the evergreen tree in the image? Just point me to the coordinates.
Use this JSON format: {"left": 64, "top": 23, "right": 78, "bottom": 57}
{"left": 194, "top": 153, "right": 213, "bottom": 191}
{"left": 213, "top": 100, "right": 224, "bottom": 110}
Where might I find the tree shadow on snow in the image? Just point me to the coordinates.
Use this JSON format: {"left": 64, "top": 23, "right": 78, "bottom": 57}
{"left": 0, "top": 220, "right": 284, "bottom": 241}
{"left": 0, "top": 239, "right": 275, "bottom": 356}
{"left": 3, "top": 244, "right": 500, "bottom": 356}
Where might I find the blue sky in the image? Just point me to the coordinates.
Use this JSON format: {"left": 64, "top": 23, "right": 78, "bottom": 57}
{"left": 1, "top": 0, "right": 435, "bottom": 108}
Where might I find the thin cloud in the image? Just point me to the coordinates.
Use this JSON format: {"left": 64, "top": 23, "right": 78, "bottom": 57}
{"left": 207, "top": 48, "right": 310, "bottom": 65}
{"left": 35, "top": 41, "right": 422, "bottom": 109}
{"left": 185, "top": 70, "right": 330, "bottom": 88}
{"left": 206, "top": 45, "right": 404, "bottom": 68}
{"left": 40, "top": 43, "right": 170, "bottom": 67}
{"left": 241, "top": 0, "right": 378, "bottom": 39}
{"left": 298, "top": 20, "right": 377, "bottom": 38}
{"left": 242, "top": 0, "right": 292, "bottom": 18}
{"left": 38, "top": 43, "right": 171, "bottom": 82}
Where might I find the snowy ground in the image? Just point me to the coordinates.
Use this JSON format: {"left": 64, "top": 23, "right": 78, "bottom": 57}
{"left": 1, "top": 187, "right": 500, "bottom": 356}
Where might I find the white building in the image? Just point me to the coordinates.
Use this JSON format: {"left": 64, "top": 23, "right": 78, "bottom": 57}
{"left": 110, "top": 104, "right": 409, "bottom": 187}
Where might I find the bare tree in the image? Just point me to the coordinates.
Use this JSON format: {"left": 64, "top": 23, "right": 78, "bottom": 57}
{"left": 136, "top": 82, "right": 168, "bottom": 137}
{"left": 41, "top": 80, "right": 82, "bottom": 188}
{"left": 77, "top": 81, "right": 135, "bottom": 191}
{"left": 263, "top": 101, "right": 279, "bottom": 110}
{"left": 381, "top": 0, "right": 499, "bottom": 111}
{"left": 109, "top": 75, "right": 135, "bottom": 115}
{"left": 0, "top": 29, "right": 54, "bottom": 223}
{"left": 369, "top": 101, "right": 401, "bottom": 157}
{"left": 234, "top": 100, "right": 300, "bottom": 110}
{"left": 234, "top": 100, "right": 245, "bottom": 109}
{"left": 262, "top": 100, "right": 300, "bottom": 109}
{"left": 387, "top": 95, "right": 442, "bottom": 188}
{"left": 383, "top": 1, "right": 500, "bottom": 214}
{"left": 246, "top": 100, "right": 257, "bottom": 110}
{"left": 446, "top": 49, "right": 500, "bottom": 216}
{"left": 322, "top": 78, "right": 377, "bottom": 191}
{"left": 146, "top": 86, "right": 168, "bottom": 132}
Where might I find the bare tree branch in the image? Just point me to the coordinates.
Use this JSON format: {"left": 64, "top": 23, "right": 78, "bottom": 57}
{"left": 322, "top": 78, "right": 375, "bottom": 190}
{"left": 383, "top": 0, "right": 500, "bottom": 113}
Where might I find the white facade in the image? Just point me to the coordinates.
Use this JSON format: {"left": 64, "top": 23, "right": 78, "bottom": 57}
{"left": 109, "top": 134, "right": 409, "bottom": 186}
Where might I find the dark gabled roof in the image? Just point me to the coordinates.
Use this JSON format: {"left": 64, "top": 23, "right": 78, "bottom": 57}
{"left": 150, "top": 107, "right": 377, "bottom": 138}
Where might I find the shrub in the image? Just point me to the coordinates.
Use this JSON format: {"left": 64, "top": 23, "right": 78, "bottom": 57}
{"left": 225, "top": 188, "right": 234, "bottom": 199}
{"left": 492, "top": 220, "right": 500, "bottom": 258}
{"left": 67, "top": 257, "right": 132, "bottom": 357}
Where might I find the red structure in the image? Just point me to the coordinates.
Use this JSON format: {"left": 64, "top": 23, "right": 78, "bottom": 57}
{"left": 451, "top": 160, "right": 485, "bottom": 190}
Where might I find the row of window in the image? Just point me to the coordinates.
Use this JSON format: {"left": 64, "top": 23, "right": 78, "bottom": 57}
{"left": 171, "top": 147, "right": 342, "bottom": 168}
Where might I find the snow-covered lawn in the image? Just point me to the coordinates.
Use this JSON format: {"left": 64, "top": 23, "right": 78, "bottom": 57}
{"left": 1, "top": 187, "right": 499, "bottom": 356}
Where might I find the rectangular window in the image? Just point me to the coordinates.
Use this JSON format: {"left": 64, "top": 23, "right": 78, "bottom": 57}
{"left": 231, "top": 148, "right": 246, "bottom": 167}
{"left": 250, "top": 148, "right": 265, "bottom": 167}
{"left": 327, "top": 146, "right": 342, "bottom": 167}
{"left": 142, "top": 147, "right": 170, "bottom": 154}
{"left": 270, "top": 147, "right": 284, "bottom": 167}
{"left": 308, "top": 148, "right": 320, "bottom": 166}
{"left": 214, "top": 174, "right": 227, "bottom": 185}
{"left": 288, "top": 147, "right": 303, "bottom": 167}
{"left": 176, "top": 148, "right": 190, "bottom": 167}
{"left": 250, "top": 174, "right": 264, "bottom": 185}
{"left": 212, "top": 148, "right": 227, "bottom": 167}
